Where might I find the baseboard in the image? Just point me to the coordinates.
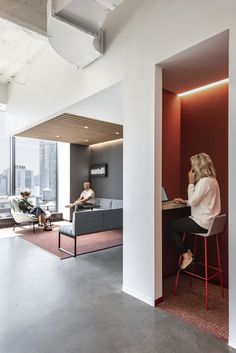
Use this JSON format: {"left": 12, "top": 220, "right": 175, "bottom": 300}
{"left": 122, "top": 286, "right": 155, "bottom": 306}
{"left": 155, "top": 296, "right": 163, "bottom": 306}
{"left": 228, "top": 336, "right": 236, "bottom": 349}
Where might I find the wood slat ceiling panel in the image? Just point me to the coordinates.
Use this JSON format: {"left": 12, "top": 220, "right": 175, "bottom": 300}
{"left": 16, "top": 113, "right": 123, "bottom": 145}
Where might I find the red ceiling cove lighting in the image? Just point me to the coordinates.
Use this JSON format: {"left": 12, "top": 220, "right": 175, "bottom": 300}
{"left": 177, "top": 78, "right": 229, "bottom": 97}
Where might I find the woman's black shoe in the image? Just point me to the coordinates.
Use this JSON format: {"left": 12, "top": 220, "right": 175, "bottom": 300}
{"left": 43, "top": 226, "right": 52, "bottom": 231}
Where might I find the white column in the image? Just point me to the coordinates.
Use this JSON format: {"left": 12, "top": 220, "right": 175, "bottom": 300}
{"left": 123, "top": 61, "right": 161, "bottom": 305}
{"left": 57, "top": 142, "right": 70, "bottom": 221}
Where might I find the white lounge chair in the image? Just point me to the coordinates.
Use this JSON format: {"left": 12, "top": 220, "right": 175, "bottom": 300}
{"left": 8, "top": 196, "right": 51, "bottom": 233}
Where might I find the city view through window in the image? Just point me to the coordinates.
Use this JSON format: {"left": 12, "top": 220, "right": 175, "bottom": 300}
{"left": 0, "top": 129, "right": 57, "bottom": 218}
{"left": 0, "top": 113, "right": 11, "bottom": 218}
{"left": 15, "top": 137, "right": 57, "bottom": 213}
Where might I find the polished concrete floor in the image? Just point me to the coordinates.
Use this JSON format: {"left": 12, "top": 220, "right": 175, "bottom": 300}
{"left": 0, "top": 236, "right": 235, "bottom": 353}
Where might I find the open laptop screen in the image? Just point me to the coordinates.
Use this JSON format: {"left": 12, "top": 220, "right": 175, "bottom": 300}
{"left": 162, "top": 187, "right": 168, "bottom": 202}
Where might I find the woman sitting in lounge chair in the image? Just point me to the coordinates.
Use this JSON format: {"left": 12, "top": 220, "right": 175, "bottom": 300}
{"left": 18, "top": 191, "right": 52, "bottom": 231}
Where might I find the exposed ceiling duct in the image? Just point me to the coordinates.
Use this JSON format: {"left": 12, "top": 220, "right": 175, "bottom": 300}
{"left": 48, "top": 0, "right": 125, "bottom": 68}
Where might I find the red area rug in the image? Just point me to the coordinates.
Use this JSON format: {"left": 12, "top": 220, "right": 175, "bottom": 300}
{"left": 16, "top": 223, "right": 122, "bottom": 259}
{"left": 158, "top": 275, "right": 228, "bottom": 340}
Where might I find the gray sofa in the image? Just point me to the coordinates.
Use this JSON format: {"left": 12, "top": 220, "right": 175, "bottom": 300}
{"left": 58, "top": 198, "right": 123, "bottom": 256}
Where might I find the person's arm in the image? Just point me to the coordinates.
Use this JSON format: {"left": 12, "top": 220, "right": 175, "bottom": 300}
{"left": 18, "top": 200, "right": 32, "bottom": 212}
{"left": 173, "top": 197, "right": 188, "bottom": 205}
{"left": 65, "top": 194, "right": 83, "bottom": 208}
{"left": 173, "top": 170, "right": 195, "bottom": 205}
{"left": 188, "top": 178, "right": 211, "bottom": 207}
{"left": 27, "top": 200, "right": 34, "bottom": 208}
{"left": 73, "top": 196, "right": 84, "bottom": 205}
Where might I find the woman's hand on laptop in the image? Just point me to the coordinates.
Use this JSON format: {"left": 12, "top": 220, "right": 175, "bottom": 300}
{"left": 173, "top": 198, "right": 187, "bottom": 205}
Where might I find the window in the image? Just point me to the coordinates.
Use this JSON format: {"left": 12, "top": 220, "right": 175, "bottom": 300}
{"left": 0, "top": 112, "right": 11, "bottom": 218}
{"left": 14, "top": 137, "right": 57, "bottom": 212}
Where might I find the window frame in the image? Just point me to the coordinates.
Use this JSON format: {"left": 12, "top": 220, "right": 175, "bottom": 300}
{"left": 0, "top": 136, "right": 58, "bottom": 220}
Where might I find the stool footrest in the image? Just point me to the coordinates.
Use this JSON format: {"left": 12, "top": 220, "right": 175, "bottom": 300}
{"left": 197, "top": 262, "right": 220, "bottom": 271}
{"left": 183, "top": 269, "right": 222, "bottom": 281}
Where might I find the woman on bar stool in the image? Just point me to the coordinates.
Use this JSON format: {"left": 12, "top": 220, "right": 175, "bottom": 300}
{"left": 167, "top": 153, "right": 221, "bottom": 270}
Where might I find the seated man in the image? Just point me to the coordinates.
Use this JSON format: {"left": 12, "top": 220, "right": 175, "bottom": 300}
{"left": 66, "top": 181, "right": 96, "bottom": 211}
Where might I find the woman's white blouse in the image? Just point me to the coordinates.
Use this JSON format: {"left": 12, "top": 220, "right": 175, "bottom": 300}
{"left": 187, "top": 177, "right": 221, "bottom": 229}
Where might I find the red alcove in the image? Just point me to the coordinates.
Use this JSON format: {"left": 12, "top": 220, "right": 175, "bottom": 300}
{"left": 162, "top": 83, "right": 228, "bottom": 286}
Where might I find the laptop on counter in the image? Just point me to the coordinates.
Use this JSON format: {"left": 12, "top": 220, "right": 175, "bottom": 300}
{"left": 162, "top": 186, "right": 188, "bottom": 210}
{"left": 162, "top": 186, "right": 169, "bottom": 202}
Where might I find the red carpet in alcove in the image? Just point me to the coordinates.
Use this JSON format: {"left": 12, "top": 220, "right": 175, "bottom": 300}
{"left": 13, "top": 224, "right": 122, "bottom": 259}
{"left": 158, "top": 275, "right": 228, "bottom": 340}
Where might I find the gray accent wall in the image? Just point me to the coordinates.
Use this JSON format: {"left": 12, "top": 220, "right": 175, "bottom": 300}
{"left": 70, "top": 144, "right": 91, "bottom": 203}
{"left": 90, "top": 140, "right": 123, "bottom": 199}
{"left": 69, "top": 140, "right": 123, "bottom": 206}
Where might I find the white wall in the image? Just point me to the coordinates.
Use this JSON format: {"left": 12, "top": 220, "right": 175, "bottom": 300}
{"left": 66, "top": 82, "right": 123, "bottom": 124}
{"left": 5, "top": 0, "right": 236, "bottom": 346}
{"left": 0, "top": 82, "right": 8, "bottom": 104}
{"left": 57, "top": 142, "right": 70, "bottom": 221}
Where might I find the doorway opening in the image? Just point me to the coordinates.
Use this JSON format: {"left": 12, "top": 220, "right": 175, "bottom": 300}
{"left": 157, "top": 30, "right": 229, "bottom": 340}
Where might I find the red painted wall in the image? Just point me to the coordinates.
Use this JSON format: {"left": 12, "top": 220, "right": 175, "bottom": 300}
{"left": 162, "top": 90, "right": 181, "bottom": 199}
{"left": 180, "top": 83, "right": 228, "bottom": 285}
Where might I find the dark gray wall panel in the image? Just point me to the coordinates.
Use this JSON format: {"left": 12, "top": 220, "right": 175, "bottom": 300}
{"left": 90, "top": 140, "right": 123, "bottom": 199}
{"left": 70, "top": 144, "right": 91, "bottom": 203}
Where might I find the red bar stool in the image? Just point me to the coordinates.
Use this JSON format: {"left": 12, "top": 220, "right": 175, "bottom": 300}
{"left": 173, "top": 214, "right": 226, "bottom": 310}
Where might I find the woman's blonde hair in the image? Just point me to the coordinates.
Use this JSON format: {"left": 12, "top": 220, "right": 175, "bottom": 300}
{"left": 190, "top": 153, "right": 216, "bottom": 182}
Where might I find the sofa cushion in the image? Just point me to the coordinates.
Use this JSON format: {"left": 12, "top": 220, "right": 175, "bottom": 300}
{"left": 59, "top": 224, "right": 74, "bottom": 237}
{"left": 97, "top": 198, "right": 112, "bottom": 209}
{"left": 95, "top": 198, "right": 101, "bottom": 205}
{"left": 111, "top": 199, "right": 123, "bottom": 209}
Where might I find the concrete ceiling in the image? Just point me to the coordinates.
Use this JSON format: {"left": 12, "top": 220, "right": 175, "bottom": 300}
{"left": 0, "top": 18, "right": 47, "bottom": 84}
{"left": 0, "top": 0, "right": 126, "bottom": 84}
{"left": 0, "top": 0, "right": 47, "bottom": 85}
{"left": 0, "top": 0, "right": 47, "bottom": 35}
{"left": 160, "top": 30, "right": 229, "bottom": 94}
{"left": 0, "top": 2, "right": 228, "bottom": 100}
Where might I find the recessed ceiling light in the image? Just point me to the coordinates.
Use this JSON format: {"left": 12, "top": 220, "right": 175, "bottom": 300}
{"left": 115, "top": 132, "right": 120, "bottom": 135}
{"left": 85, "top": 139, "right": 89, "bottom": 142}
{"left": 56, "top": 135, "right": 60, "bottom": 138}
{"left": 84, "top": 126, "right": 88, "bottom": 129}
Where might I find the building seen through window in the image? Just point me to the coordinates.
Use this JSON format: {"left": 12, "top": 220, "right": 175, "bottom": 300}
{"left": 0, "top": 112, "right": 11, "bottom": 218}
{"left": 15, "top": 137, "right": 57, "bottom": 212}
{"left": 0, "top": 115, "right": 57, "bottom": 219}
